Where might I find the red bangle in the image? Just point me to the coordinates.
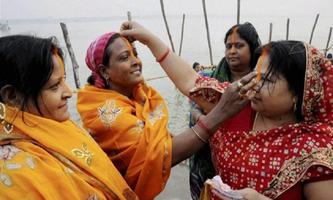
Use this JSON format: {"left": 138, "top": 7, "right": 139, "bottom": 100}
{"left": 197, "top": 118, "right": 210, "bottom": 133}
{"left": 156, "top": 48, "right": 170, "bottom": 63}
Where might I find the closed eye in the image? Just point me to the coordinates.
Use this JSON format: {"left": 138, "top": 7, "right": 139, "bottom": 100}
{"left": 49, "top": 82, "right": 60, "bottom": 91}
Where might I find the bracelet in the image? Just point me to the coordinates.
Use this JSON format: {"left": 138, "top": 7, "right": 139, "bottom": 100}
{"left": 197, "top": 118, "right": 210, "bottom": 133}
{"left": 191, "top": 126, "right": 208, "bottom": 143}
{"left": 156, "top": 48, "right": 170, "bottom": 63}
{"left": 196, "top": 114, "right": 203, "bottom": 123}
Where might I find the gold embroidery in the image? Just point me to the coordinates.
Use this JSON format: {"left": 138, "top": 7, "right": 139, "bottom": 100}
{"left": 97, "top": 100, "right": 121, "bottom": 128}
{"left": 71, "top": 143, "right": 94, "bottom": 166}
{"left": 264, "top": 147, "right": 333, "bottom": 198}
{"left": 87, "top": 194, "right": 99, "bottom": 200}
{"left": 0, "top": 144, "right": 33, "bottom": 187}
{"left": 0, "top": 173, "right": 12, "bottom": 187}
{"left": 134, "top": 120, "right": 144, "bottom": 134}
{"left": 149, "top": 104, "right": 165, "bottom": 125}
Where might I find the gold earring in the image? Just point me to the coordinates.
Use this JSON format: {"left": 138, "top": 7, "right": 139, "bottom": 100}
{"left": 0, "top": 102, "right": 13, "bottom": 134}
{"left": 102, "top": 75, "right": 111, "bottom": 88}
{"left": 0, "top": 102, "right": 5, "bottom": 120}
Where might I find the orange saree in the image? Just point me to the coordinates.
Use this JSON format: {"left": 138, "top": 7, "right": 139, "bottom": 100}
{"left": 0, "top": 104, "right": 137, "bottom": 200}
{"left": 77, "top": 83, "right": 172, "bottom": 199}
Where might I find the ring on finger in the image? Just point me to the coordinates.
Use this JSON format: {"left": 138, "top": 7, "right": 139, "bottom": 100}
{"left": 238, "top": 89, "right": 247, "bottom": 98}
{"left": 237, "top": 81, "right": 244, "bottom": 90}
{"left": 238, "top": 91, "right": 247, "bottom": 98}
{"left": 238, "top": 91, "right": 246, "bottom": 99}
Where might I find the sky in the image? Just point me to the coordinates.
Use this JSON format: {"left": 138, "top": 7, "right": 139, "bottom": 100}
{"left": 1, "top": 0, "right": 333, "bottom": 20}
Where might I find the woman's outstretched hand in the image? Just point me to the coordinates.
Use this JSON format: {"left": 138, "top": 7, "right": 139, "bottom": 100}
{"left": 205, "top": 72, "right": 258, "bottom": 132}
{"left": 120, "top": 21, "right": 154, "bottom": 46}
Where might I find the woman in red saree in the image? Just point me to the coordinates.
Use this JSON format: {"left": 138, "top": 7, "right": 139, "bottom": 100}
{"left": 201, "top": 41, "right": 333, "bottom": 199}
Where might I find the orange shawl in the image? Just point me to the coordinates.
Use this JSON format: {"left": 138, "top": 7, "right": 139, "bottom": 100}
{"left": 77, "top": 83, "right": 172, "bottom": 199}
{"left": 0, "top": 104, "right": 137, "bottom": 200}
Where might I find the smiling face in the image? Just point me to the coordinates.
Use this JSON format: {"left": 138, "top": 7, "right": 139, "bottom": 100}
{"left": 104, "top": 37, "right": 143, "bottom": 96}
{"left": 225, "top": 32, "right": 251, "bottom": 71}
{"left": 250, "top": 55, "right": 295, "bottom": 118}
{"left": 27, "top": 54, "right": 72, "bottom": 121}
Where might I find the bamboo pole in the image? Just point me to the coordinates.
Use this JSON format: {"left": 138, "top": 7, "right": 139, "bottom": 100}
{"left": 126, "top": 11, "right": 136, "bottom": 47}
{"left": 268, "top": 23, "right": 273, "bottom": 42}
{"left": 309, "top": 13, "right": 319, "bottom": 44}
{"left": 159, "top": 0, "right": 175, "bottom": 53}
{"left": 178, "top": 14, "right": 186, "bottom": 56}
{"left": 237, "top": 0, "right": 241, "bottom": 24}
{"left": 60, "top": 22, "right": 81, "bottom": 89}
{"left": 325, "top": 27, "right": 332, "bottom": 56}
{"left": 146, "top": 75, "right": 168, "bottom": 81}
{"left": 286, "top": 18, "right": 290, "bottom": 40}
{"left": 127, "top": 11, "right": 132, "bottom": 21}
{"left": 202, "top": 0, "right": 213, "bottom": 65}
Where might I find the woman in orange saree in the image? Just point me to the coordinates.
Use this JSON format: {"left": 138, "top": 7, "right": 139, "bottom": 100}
{"left": 0, "top": 35, "right": 137, "bottom": 199}
{"left": 77, "top": 27, "right": 258, "bottom": 199}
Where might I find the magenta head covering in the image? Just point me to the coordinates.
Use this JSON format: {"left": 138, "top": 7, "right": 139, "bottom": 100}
{"left": 85, "top": 32, "right": 117, "bottom": 88}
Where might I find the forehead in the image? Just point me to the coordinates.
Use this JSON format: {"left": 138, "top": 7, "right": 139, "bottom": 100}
{"left": 255, "top": 54, "right": 270, "bottom": 74}
{"left": 109, "top": 37, "right": 130, "bottom": 53}
{"left": 50, "top": 54, "right": 64, "bottom": 77}
{"left": 226, "top": 32, "right": 246, "bottom": 43}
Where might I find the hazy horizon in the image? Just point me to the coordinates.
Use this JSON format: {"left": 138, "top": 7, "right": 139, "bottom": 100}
{"left": 1, "top": 0, "right": 333, "bottom": 21}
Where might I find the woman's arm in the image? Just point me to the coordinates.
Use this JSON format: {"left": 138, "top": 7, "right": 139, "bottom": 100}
{"left": 120, "top": 21, "right": 198, "bottom": 97}
{"left": 303, "top": 179, "right": 333, "bottom": 200}
{"left": 170, "top": 72, "right": 257, "bottom": 165}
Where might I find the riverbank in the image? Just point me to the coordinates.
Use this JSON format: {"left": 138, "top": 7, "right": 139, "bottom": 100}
{"left": 157, "top": 163, "right": 191, "bottom": 200}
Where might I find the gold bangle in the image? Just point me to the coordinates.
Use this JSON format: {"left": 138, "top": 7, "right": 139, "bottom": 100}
{"left": 191, "top": 126, "right": 208, "bottom": 143}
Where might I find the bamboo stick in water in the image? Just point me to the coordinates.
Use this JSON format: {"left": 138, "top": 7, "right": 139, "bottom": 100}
{"left": 178, "top": 14, "right": 186, "bottom": 56}
{"left": 325, "top": 27, "right": 332, "bottom": 56}
{"left": 268, "top": 23, "right": 273, "bottom": 42}
{"left": 286, "top": 18, "right": 290, "bottom": 40}
{"left": 309, "top": 14, "right": 319, "bottom": 44}
{"left": 202, "top": 0, "right": 213, "bottom": 65}
{"left": 60, "top": 22, "right": 81, "bottom": 89}
{"left": 159, "top": 0, "right": 175, "bottom": 53}
{"left": 237, "top": 0, "right": 241, "bottom": 24}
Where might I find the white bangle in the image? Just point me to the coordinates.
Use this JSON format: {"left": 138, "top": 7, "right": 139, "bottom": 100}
{"left": 191, "top": 126, "right": 208, "bottom": 143}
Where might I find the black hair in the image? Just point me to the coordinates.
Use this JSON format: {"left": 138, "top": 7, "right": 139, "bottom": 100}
{"left": 87, "top": 33, "right": 121, "bottom": 85}
{"left": 0, "top": 35, "right": 63, "bottom": 114}
{"left": 224, "top": 22, "right": 262, "bottom": 70}
{"left": 192, "top": 62, "right": 200, "bottom": 69}
{"left": 327, "top": 53, "right": 333, "bottom": 59}
{"left": 255, "top": 40, "right": 306, "bottom": 121}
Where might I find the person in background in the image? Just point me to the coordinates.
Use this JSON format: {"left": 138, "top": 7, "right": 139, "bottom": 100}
{"left": 193, "top": 62, "right": 214, "bottom": 77}
{"left": 327, "top": 52, "right": 333, "bottom": 63}
{"left": 193, "top": 62, "right": 202, "bottom": 72}
{"left": 189, "top": 22, "right": 261, "bottom": 200}
{"left": 76, "top": 28, "right": 257, "bottom": 199}
{"left": 0, "top": 35, "right": 138, "bottom": 199}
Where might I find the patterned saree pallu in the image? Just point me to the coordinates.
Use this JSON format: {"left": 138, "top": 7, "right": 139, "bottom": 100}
{"left": 0, "top": 103, "right": 137, "bottom": 200}
{"left": 77, "top": 83, "right": 172, "bottom": 200}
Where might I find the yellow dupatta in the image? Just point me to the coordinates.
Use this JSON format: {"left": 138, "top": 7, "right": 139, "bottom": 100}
{"left": 77, "top": 83, "right": 172, "bottom": 200}
{"left": 0, "top": 104, "right": 137, "bottom": 200}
